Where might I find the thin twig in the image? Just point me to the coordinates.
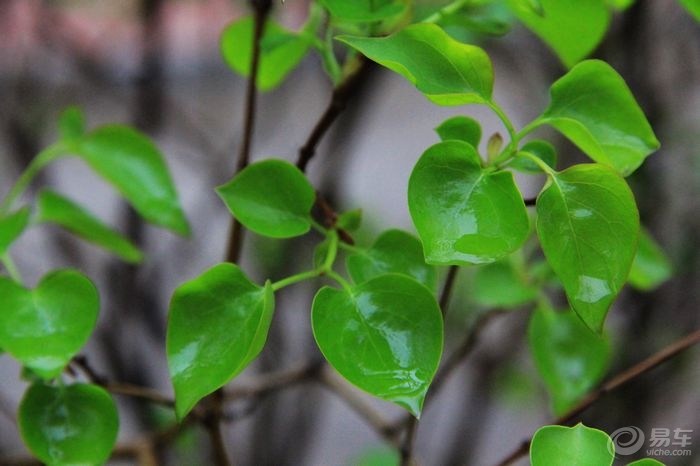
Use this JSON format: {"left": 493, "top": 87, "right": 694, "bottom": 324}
{"left": 399, "top": 417, "right": 419, "bottom": 466}
{"left": 225, "top": 360, "right": 322, "bottom": 400}
{"left": 494, "top": 327, "right": 700, "bottom": 466}
{"left": 318, "top": 366, "right": 398, "bottom": 445}
{"left": 226, "top": 0, "right": 272, "bottom": 264}
{"left": 296, "top": 56, "right": 370, "bottom": 173}
{"left": 439, "top": 265, "right": 460, "bottom": 313}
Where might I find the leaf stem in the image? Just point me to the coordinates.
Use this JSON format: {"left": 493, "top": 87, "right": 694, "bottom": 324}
{"left": 271, "top": 269, "right": 323, "bottom": 292}
{"left": 518, "top": 150, "right": 557, "bottom": 176}
{"left": 421, "top": 0, "right": 471, "bottom": 23}
{"left": 326, "top": 269, "right": 353, "bottom": 293}
{"left": 0, "top": 253, "right": 23, "bottom": 284}
{"left": 0, "top": 143, "right": 66, "bottom": 216}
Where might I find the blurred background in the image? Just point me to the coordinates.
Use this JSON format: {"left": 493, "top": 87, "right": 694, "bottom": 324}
{"left": 0, "top": 0, "right": 699, "bottom": 464}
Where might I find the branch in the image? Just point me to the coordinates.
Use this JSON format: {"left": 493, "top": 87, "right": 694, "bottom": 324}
{"left": 226, "top": 0, "right": 272, "bottom": 264}
{"left": 225, "top": 360, "right": 322, "bottom": 400}
{"left": 318, "top": 366, "right": 398, "bottom": 445}
{"left": 296, "top": 56, "right": 370, "bottom": 173}
{"left": 494, "top": 327, "right": 700, "bottom": 466}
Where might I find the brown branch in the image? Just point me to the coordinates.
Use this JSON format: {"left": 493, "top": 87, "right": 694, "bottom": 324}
{"left": 226, "top": 0, "right": 272, "bottom": 264}
{"left": 399, "top": 417, "right": 419, "bottom": 466}
{"left": 439, "top": 265, "right": 460, "bottom": 313}
{"left": 494, "top": 327, "right": 700, "bottom": 466}
{"left": 225, "top": 361, "right": 322, "bottom": 400}
{"left": 318, "top": 366, "right": 398, "bottom": 445}
{"left": 296, "top": 55, "right": 370, "bottom": 173}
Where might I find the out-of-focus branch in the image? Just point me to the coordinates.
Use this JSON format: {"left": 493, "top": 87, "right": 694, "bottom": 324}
{"left": 494, "top": 327, "right": 700, "bottom": 466}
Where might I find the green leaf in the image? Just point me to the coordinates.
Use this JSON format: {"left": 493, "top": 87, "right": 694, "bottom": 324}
{"left": 510, "top": 140, "right": 557, "bottom": 173}
{"left": 58, "top": 106, "right": 86, "bottom": 141}
{"left": 349, "top": 446, "right": 400, "bottom": 466}
{"left": 19, "top": 383, "right": 118, "bottom": 466}
{"left": 536, "top": 164, "right": 639, "bottom": 333}
{"left": 435, "top": 116, "right": 482, "bottom": 147}
{"left": 221, "top": 16, "right": 313, "bottom": 91}
{"left": 437, "top": 1, "right": 513, "bottom": 37}
{"left": 167, "top": 263, "right": 274, "bottom": 419}
{"left": 528, "top": 307, "right": 611, "bottom": 415}
{"left": 626, "top": 460, "right": 665, "bottom": 466}
{"left": 408, "top": 141, "right": 530, "bottom": 265}
{"left": 0, "top": 270, "right": 99, "bottom": 378}
{"left": 0, "top": 207, "right": 30, "bottom": 255}
{"left": 628, "top": 229, "right": 672, "bottom": 291}
{"left": 217, "top": 159, "right": 315, "bottom": 238}
{"left": 338, "top": 23, "right": 494, "bottom": 105}
{"left": 678, "top": 0, "right": 700, "bottom": 22}
{"left": 36, "top": 190, "right": 143, "bottom": 263}
{"left": 473, "top": 260, "right": 537, "bottom": 308}
{"left": 337, "top": 208, "right": 362, "bottom": 231}
{"left": 312, "top": 274, "right": 443, "bottom": 417}
{"left": 537, "top": 60, "right": 659, "bottom": 176}
{"left": 346, "top": 229, "right": 437, "bottom": 291}
{"left": 607, "top": 0, "right": 636, "bottom": 10}
{"left": 531, "top": 424, "right": 614, "bottom": 466}
{"left": 507, "top": 0, "right": 611, "bottom": 68}
{"left": 74, "top": 125, "right": 190, "bottom": 235}
{"left": 320, "top": 0, "right": 405, "bottom": 22}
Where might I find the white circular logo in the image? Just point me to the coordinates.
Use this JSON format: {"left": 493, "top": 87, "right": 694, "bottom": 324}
{"left": 609, "top": 426, "right": 645, "bottom": 456}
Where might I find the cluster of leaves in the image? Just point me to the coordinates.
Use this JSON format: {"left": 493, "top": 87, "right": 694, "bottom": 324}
{"left": 1, "top": 0, "right": 693, "bottom": 464}
{"left": 0, "top": 108, "right": 189, "bottom": 463}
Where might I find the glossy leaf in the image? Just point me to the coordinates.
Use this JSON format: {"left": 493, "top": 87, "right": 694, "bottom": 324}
{"left": 57, "top": 106, "right": 85, "bottom": 141}
{"left": 538, "top": 60, "right": 660, "bottom": 176}
{"left": 74, "top": 125, "right": 190, "bottom": 235}
{"left": 437, "top": 1, "right": 513, "bottom": 37}
{"left": 338, "top": 23, "right": 494, "bottom": 105}
{"left": 435, "top": 116, "right": 482, "bottom": 147}
{"left": 607, "top": 0, "right": 636, "bottom": 10}
{"left": 312, "top": 274, "right": 443, "bottom": 417}
{"left": 167, "top": 263, "right": 274, "bottom": 419}
{"left": 528, "top": 307, "right": 611, "bottom": 415}
{"left": 409, "top": 141, "right": 530, "bottom": 265}
{"left": 0, "top": 207, "right": 30, "bottom": 255}
{"left": 508, "top": 0, "right": 610, "bottom": 68}
{"left": 473, "top": 260, "right": 537, "bottom": 308}
{"left": 0, "top": 270, "right": 99, "bottom": 378}
{"left": 320, "top": 0, "right": 405, "bottom": 22}
{"left": 536, "top": 164, "right": 639, "bottom": 333}
{"left": 221, "top": 16, "right": 313, "bottom": 91}
{"left": 217, "top": 159, "right": 315, "bottom": 238}
{"left": 346, "top": 229, "right": 437, "bottom": 290}
{"left": 678, "top": 0, "right": 700, "bottom": 22}
{"left": 36, "top": 190, "right": 143, "bottom": 263}
{"left": 510, "top": 140, "right": 557, "bottom": 173}
{"left": 531, "top": 424, "right": 614, "bottom": 466}
{"left": 628, "top": 229, "right": 672, "bottom": 291}
{"left": 19, "top": 383, "right": 118, "bottom": 466}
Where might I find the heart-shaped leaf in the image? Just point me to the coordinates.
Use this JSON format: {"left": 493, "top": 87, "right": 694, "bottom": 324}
{"left": 0, "top": 270, "right": 99, "bottom": 378}
{"left": 319, "top": 0, "right": 406, "bottom": 23}
{"left": 628, "top": 229, "right": 672, "bottom": 291}
{"left": 528, "top": 307, "right": 611, "bottom": 415}
{"left": 221, "top": 16, "right": 313, "bottom": 91}
{"left": 217, "top": 159, "right": 315, "bottom": 239}
{"left": 537, "top": 60, "right": 659, "bottom": 176}
{"left": 409, "top": 141, "right": 530, "bottom": 265}
{"left": 36, "top": 190, "right": 143, "bottom": 263}
{"left": 0, "top": 207, "right": 30, "bottom": 255}
{"left": 346, "top": 229, "right": 437, "bottom": 291}
{"left": 510, "top": 140, "right": 557, "bottom": 174}
{"left": 74, "top": 125, "right": 190, "bottom": 235}
{"left": 536, "top": 164, "right": 639, "bottom": 333}
{"left": 312, "top": 274, "right": 443, "bottom": 417}
{"left": 19, "top": 383, "right": 118, "bottom": 466}
{"left": 531, "top": 424, "right": 614, "bottom": 466}
{"left": 338, "top": 23, "right": 494, "bottom": 106}
{"left": 473, "top": 260, "right": 538, "bottom": 308}
{"left": 167, "top": 263, "right": 274, "bottom": 419}
{"left": 508, "top": 0, "right": 611, "bottom": 68}
{"left": 435, "top": 116, "right": 482, "bottom": 147}
{"left": 626, "top": 459, "right": 665, "bottom": 466}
